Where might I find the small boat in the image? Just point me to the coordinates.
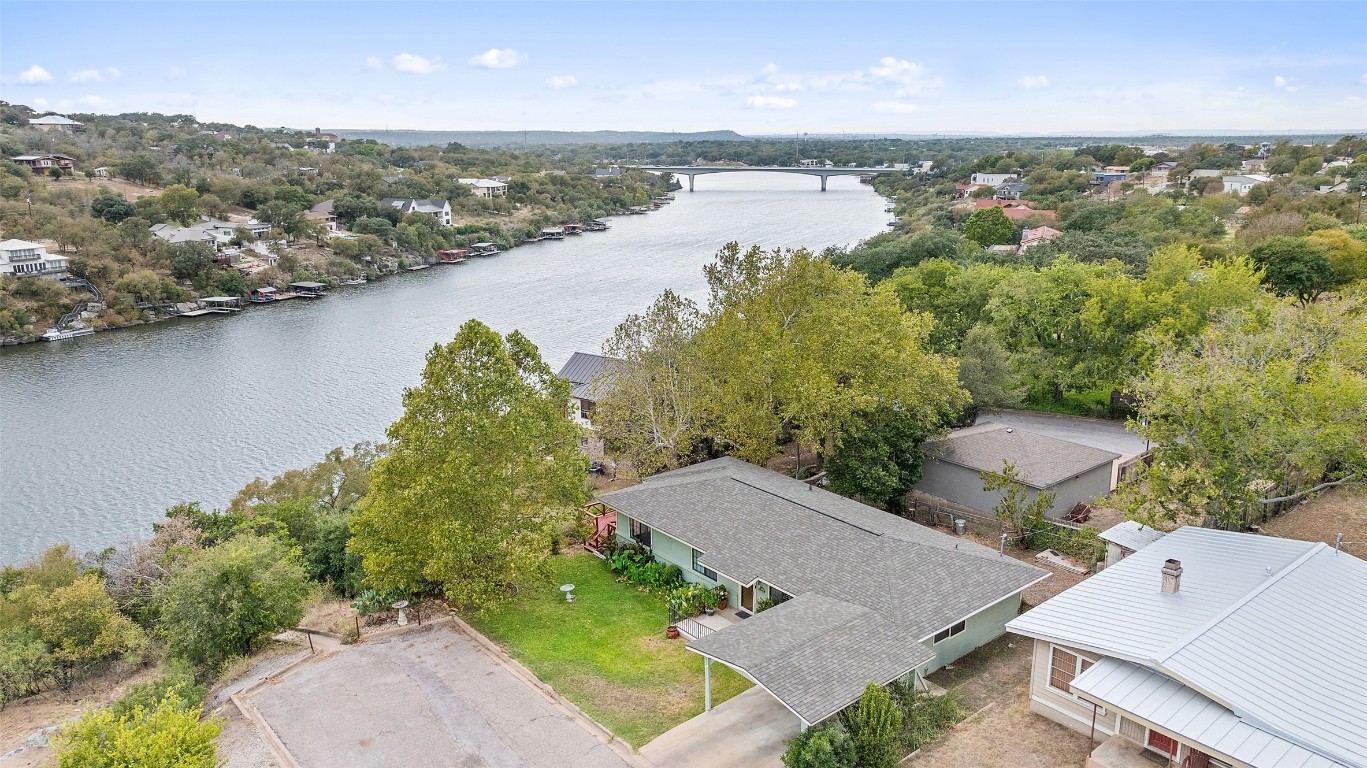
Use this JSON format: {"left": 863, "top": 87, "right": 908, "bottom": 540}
{"left": 340, "top": 277, "right": 367, "bottom": 286}
{"left": 42, "top": 326, "right": 95, "bottom": 341}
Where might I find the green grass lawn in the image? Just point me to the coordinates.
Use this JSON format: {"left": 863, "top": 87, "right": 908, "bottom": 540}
{"left": 467, "top": 553, "right": 752, "bottom": 747}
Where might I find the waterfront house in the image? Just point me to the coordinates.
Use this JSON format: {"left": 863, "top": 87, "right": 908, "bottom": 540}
{"left": 994, "top": 182, "right": 1030, "bottom": 200}
{"left": 1006, "top": 526, "right": 1367, "bottom": 768}
{"left": 556, "top": 352, "right": 611, "bottom": 429}
{"left": 0, "top": 239, "right": 70, "bottom": 278}
{"left": 1221, "top": 175, "right": 1271, "bottom": 195}
{"left": 970, "top": 172, "right": 1019, "bottom": 186}
{"left": 9, "top": 154, "right": 76, "bottom": 174}
{"left": 915, "top": 423, "right": 1119, "bottom": 520}
{"left": 598, "top": 457, "right": 1048, "bottom": 729}
{"left": 28, "top": 114, "right": 83, "bottom": 133}
{"left": 380, "top": 198, "right": 453, "bottom": 227}
{"left": 304, "top": 200, "right": 338, "bottom": 231}
{"left": 458, "top": 178, "right": 508, "bottom": 198}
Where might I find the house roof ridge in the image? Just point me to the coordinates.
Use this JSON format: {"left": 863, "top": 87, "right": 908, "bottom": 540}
{"left": 727, "top": 476, "right": 886, "bottom": 538}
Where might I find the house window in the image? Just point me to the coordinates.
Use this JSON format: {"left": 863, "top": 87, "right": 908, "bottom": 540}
{"left": 691, "top": 549, "right": 717, "bottom": 581}
{"left": 933, "top": 620, "right": 967, "bottom": 644}
{"left": 628, "top": 518, "right": 652, "bottom": 547}
{"left": 768, "top": 585, "right": 793, "bottom": 605}
{"left": 1048, "top": 646, "right": 1094, "bottom": 696}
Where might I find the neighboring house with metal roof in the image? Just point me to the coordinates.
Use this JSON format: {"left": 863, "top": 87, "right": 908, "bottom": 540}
{"left": 555, "top": 352, "right": 612, "bottom": 426}
{"left": 915, "top": 423, "right": 1120, "bottom": 519}
{"left": 28, "top": 114, "right": 83, "bottom": 133}
{"left": 380, "top": 198, "right": 453, "bottom": 227}
{"left": 1098, "top": 520, "right": 1165, "bottom": 569}
{"left": 1006, "top": 526, "right": 1367, "bottom": 768}
{"left": 598, "top": 457, "right": 1048, "bottom": 729}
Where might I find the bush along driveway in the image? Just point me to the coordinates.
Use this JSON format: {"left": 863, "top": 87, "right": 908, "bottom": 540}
{"left": 467, "top": 553, "right": 752, "bottom": 747}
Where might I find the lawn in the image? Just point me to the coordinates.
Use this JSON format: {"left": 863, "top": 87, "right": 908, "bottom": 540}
{"left": 467, "top": 553, "right": 752, "bottom": 748}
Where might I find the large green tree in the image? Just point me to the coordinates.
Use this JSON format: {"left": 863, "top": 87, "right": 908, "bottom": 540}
{"left": 158, "top": 185, "right": 201, "bottom": 226}
{"left": 1120, "top": 298, "right": 1367, "bottom": 528}
{"left": 1249, "top": 236, "right": 1333, "bottom": 304}
{"left": 696, "top": 244, "right": 966, "bottom": 465}
{"left": 159, "top": 535, "right": 309, "bottom": 668}
{"left": 963, "top": 206, "right": 1014, "bottom": 246}
{"left": 349, "top": 320, "right": 587, "bottom": 607}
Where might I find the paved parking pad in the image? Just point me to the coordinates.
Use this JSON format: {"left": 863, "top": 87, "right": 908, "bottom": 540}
{"left": 250, "top": 625, "right": 630, "bottom": 768}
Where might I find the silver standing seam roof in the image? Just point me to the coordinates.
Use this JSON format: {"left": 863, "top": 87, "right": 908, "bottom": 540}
{"left": 1098, "top": 520, "right": 1166, "bottom": 552}
{"left": 1007, "top": 527, "right": 1367, "bottom": 768}
{"left": 555, "top": 352, "right": 612, "bottom": 402}
{"left": 599, "top": 457, "right": 1048, "bottom": 725}
{"left": 925, "top": 423, "right": 1120, "bottom": 489}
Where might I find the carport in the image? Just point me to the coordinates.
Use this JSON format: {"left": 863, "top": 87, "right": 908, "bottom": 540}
{"left": 639, "top": 687, "right": 801, "bottom": 768}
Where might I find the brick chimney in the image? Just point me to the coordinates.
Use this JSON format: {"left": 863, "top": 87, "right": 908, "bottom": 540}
{"left": 1161, "top": 559, "right": 1183, "bottom": 594}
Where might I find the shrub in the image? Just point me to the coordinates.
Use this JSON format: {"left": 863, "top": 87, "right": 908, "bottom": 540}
{"left": 889, "top": 679, "right": 962, "bottom": 750}
{"left": 0, "top": 629, "right": 54, "bottom": 707}
{"left": 756, "top": 598, "right": 776, "bottom": 613}
{"left": 781, "top": 723, "right": 857, "bottom": 768}
{"left": 840, "top": 682, "right": 903, "bottom": 768}
{"left": 110, "top": 661, "right": 206, "bottom": 719}
{"left": 665, "top": 583, "right": 710, "bottom": 616}
{"left": 57, "top": 691, "right": 221, "bottom": 768}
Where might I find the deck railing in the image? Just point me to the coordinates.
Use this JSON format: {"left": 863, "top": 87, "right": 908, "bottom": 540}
{"left": 668, "top": 607, "right": 715, "bottom": 640}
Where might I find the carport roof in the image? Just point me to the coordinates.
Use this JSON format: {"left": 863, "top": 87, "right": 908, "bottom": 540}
{"left": 925, "top": 423, "right": 1120, "bottom": 489}
{"left": 688, "top": 593, "right": 934, "bottom": 725}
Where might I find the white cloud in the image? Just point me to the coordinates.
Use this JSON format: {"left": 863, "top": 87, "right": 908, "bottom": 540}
{"left": 392, "top": 53, "right": 447, "bottom": 75}
{"left": 17, "top": 65, "right": 53, "bottom": 85}
{"left": 873, "top": 101, "right": 919, "bottom": 114}
{"left": 68, "top": 67, "right": 120, "bottom": 84}
{"left": 364, "top": 56, "right": 382, "bottom": 71}
{"left": 1018, "top": 75, "right": 1050, "bottom": 90}
{"left": 746, "top": 95, "right": 797, "bottom": 109}
{"left": 468, "top": 49, "right": 525, "bottom": 69}
{"left": 57, "top": 95, "right": 109, "bottom": 109}
{"left": 867, "top": 56, "right": 941, "bottom": 96}
{"left": 546, "top": 75, "right": 578, "bottom": 89}
{"left": 1273, "top": 75, "right": 1302, "bottom": 92}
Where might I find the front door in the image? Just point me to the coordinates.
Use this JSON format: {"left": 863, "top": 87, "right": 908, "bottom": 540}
{"left": 1147, "top": 730, "right": 1178, "bottom": 759}
{"left": 741, "top": 584, "right": 754, "bottom": 612}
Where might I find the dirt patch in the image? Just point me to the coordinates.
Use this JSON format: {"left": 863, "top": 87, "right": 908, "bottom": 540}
{"left": 298, "top": 596, "right": 359, "bottom": 636}
{"left": 52, "top": 176, "right": 161, "bottom": 200}
{"left": 1260, "top": 484, "right": 1367, "bottom": 554}
{"left": 0, "top": 664, "right": 160, "bottom": 767}
{"left": 912, "top": 634, "right": 1091, "bottom": 768}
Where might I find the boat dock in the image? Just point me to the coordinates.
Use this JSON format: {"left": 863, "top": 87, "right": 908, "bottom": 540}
{"left": 289, "top": 281, "right": 328, "bottom": 298}
{"left": 179, "top": 296, "right": 242, "bottom": 316}
{"left": 470, "top": 243, "right": 501, "bottom": 256}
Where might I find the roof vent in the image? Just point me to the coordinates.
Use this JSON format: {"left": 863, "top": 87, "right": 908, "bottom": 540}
{"left": 1005, "top": 428, "right": 1014, "bottom": 433}
{"left": 1161, "top": 559, "right": 1183, "bottom": 594}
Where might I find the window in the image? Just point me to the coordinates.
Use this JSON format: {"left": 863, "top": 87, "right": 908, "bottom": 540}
{"left": 933, "top": 620, "right": 967, "bottom": 644}
{"left": 691, "top": 549, "right": 717, "bottom": 581}
{"left": 769, "top": 585, "right": 793, "bottom": 605}
{"left": 1048, "top": 646, "right": 1094, "bottom": 696}
{"left": 628, "top": 518, "right": 652, "bottom": 547}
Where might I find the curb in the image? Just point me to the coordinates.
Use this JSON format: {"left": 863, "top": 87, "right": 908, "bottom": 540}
{"left": 448, "top": 615, "right": 651, "bottom": 768}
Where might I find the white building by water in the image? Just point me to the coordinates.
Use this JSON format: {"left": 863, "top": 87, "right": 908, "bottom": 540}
{"left": 0, "top": 239, "right": 70, "bottom": 278}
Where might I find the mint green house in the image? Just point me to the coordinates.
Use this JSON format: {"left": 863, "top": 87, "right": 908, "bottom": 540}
{"left": 597, "top": 458, "right": 1048, "bottom": 728}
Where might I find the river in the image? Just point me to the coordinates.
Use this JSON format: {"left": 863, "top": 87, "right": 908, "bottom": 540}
{"left": 0, "top": 173, "right": 890, "bottom": 564}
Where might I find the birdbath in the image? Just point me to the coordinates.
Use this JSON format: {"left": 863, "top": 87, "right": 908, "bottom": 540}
{"left": 392, "top": 600, "right": 410, "bottom": 626}
{"left": 560, "top": 584, "right": 576, "bottom": 603}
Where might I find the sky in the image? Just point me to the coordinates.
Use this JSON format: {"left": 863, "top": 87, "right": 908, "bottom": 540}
{"left": 2, "top": 1, "right": 1365, "bottom": 135}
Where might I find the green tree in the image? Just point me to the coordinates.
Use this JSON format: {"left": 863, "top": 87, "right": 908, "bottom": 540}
{"left": 1249, "top": 236, "right": 1332, "bottom": 304}
{"left": 963, "top": 206, "right": 1014, "bottom": 246}
{"left": 158, "top": 184, "right": 200, "bottom": 226}
{"left": 159, "top": 535, "right": 309, "bottom": 668}
{"left": 164, "top": 242, "right": 215, "bottom": 281}
{"left": 116, "top": 155, "right": 162, "bottom": 186}
{"left": 1120, "top": 299, "right": 1367, "bottom": 529}
{"left": 349, "top": 320, "right": 587, "bottom": 607}
{"left": 256, "top": 200, "right": 305, "bottom": 238}
{"left": 31, "top": 575, "right": 146, "bottom": 686}
{"left": 982, "top": 461, "right": 1056, "bottom": 534}
{"left": 0, "top": 629, "right": 54, "bottom": 706}
{"left": 825, "top": 408, "right": 930, "bottom": 510}
{"left": 57, "top": 692, "right": 221, "bottom": 768}
{"left": 956, "top": 325, "right": 1024, "bottom": 410}
{"left": 90, "top": 191, "right": 137, "bottom": 223}
{"left": 595, "top": 289, "right": 707, "bottom": 475}
{"left": 840, "top": 683, "right": 903, "bottom": 768}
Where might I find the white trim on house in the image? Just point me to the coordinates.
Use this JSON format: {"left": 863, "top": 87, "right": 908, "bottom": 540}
{"left": 915, "top": 573, "right": 1050, "bottom": 645}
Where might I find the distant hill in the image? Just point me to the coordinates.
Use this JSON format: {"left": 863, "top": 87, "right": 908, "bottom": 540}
{"left": 331, "top": 129, "right": 753, "bottom": 148}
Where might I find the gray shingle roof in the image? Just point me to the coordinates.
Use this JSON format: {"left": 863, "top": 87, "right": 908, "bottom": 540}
{"left": 600, "top": 457, "right": 1047, "bottom": 723}
{"left": 926, "top": 423, "right": 1119, "bottom": 488}
{"left": 1008, "top": 527, "right": 1367, "bottom": 768}
{"left": 689, "top": 593, "right": 935, "bottom": 725}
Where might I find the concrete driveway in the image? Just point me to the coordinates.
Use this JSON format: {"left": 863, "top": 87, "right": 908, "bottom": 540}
{"left": 638, "top": 687, "right": 801, "bottom": 768}
{"left": 249, "top": 624, "right": 631, "bottom": 768}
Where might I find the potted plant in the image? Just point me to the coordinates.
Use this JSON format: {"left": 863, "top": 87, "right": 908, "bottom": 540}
{"left": 665, "top": 625, "right": 680, "bottom": 639}
{"left": 715, "top": 586, "right": 729, "bottom": 611}
{"left": 702, "top": 587, "right": 720, "bottom": 616}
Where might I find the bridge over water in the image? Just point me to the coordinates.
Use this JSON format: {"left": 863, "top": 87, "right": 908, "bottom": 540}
{"left": 633, "top": 165, "right": 899, "bottom": 191}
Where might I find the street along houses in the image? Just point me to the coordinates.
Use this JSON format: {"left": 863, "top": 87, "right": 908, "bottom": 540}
{"left": 1006, "top": 526, "right": 1367, "bottom": 768}
{"left": 596, "top": 457, "right": 1048, "bottom": 729}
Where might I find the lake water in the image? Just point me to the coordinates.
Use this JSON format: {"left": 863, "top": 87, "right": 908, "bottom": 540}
{"left": 0, "top": 173, "right": 890, "bottom": 565}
